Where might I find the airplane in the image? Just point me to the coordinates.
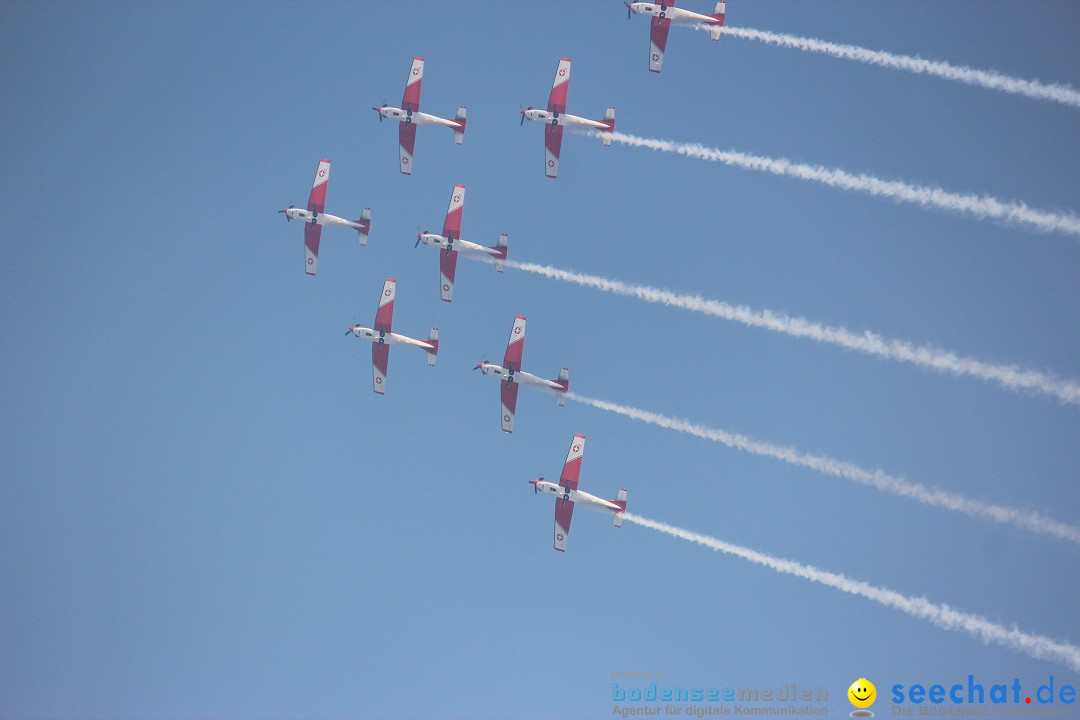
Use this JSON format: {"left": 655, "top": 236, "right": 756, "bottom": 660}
{"left": 520, "top": 58, "right": 615, "bottom": 178}
{"left": 530, "top": 434, "right": 628, "bottom": 552}
{"left": 346, "top": 278, "right": 438, "bottom": 395}
{"left": 625, "top": 1, "right": 727, "bottom": 73}
{"left": 416, "top": 183, "right": 508, "bottom": 303}
{"left": 373, "top": 57, "right": 467, "bottom": 175}
{"left": 279, "top": 159, "right": 371, "bottom": 276}
{"left": 473, "top": 316, "right": 568, "bottom": 433}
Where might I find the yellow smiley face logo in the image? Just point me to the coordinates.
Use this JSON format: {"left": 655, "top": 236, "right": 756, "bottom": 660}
{"left": 848, "top": 678, "right": 876, "bottom": 709}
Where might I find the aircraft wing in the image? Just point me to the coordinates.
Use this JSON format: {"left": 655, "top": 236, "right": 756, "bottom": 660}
{"left": 304, "top": 159, "right": 330, "bottom": 274}
{"left": 503, "top": 315, "right": 525, "bottom": 371}
{"left": 399, "top": 121, "right": 416, "bottom": 175}
{"left": 547, "top": 58, "right": 570, "bottom": 114}
{"left": 398, "top": 57, "right": 423, "bottom": 174}
{"left": 402, "top": 57, "right": 424, "bottom": 111}
{"left": 554, "top": 434, "right": 585, "bottom": 551}
{"left": 374, "top": 278, "right": 395, "bottom": 334}
{"left": 371, "top": 274, "right": 395, "bottom": 392}
{"left": 308, "top": 159, "right": 329, "bottom": 214}
{"left": 372, "top": 343, "right": 389, "bottom": 395}
{"left": 304, "top": 223, "right": 322, "bottom": 276}
{"left": 649, "top": 15, "right": 672, "bottom": 73}
{"left": 443, "top": 184, "right": 465, "bottom": 239}
{"left": 544, "top": 124, "right": 562, "bottom": 179}
{"left": 554, "top": 495, "right": 574, "bottom": 552}
{"left": 439, "top": 249, "right": 457, "bottom": 303}
{"left": 560, "top": 433, "right": 584, "bottom": 491}
{"left": 500, "top": 378, "right": 519, "bottom": 433}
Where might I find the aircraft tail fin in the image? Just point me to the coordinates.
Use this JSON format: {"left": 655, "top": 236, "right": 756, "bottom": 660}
{"left": 601, "top": 107, "right": 615, "bottom": 147}
{"left": 454, "top": 106, "right": 467, "bottom": 144}
{"left": 555, "top": 368, "right": 569, "bottom": 406}
{"left": 426, "top": 328, "right": 439, "bottom": 366}
{"left": 354, "top": 208, "right": 372, "bottom": 246}
{"left": 493, "top": 233, "right": 508, "bottom": 272}
{"left": 611, "top": 488, "right": 628, "bottom": 527}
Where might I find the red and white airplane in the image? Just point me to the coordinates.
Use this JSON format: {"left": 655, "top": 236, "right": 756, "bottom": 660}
{"left": 280, "top": 159, "right": 371, "bottom": 276}
{"left": 531, "top": 434, "right": 628, "bottom": 552}
{"left": 626, "top": 1, "right": 727, "bottom": 73}
{"left": 416, "top": 184, "right": 508, "bottom": 303}
{"left": 374, "top": 57, "right": 466, "bottom": 175}
{"left": 520, "top": 58, "right": 615, "bottom": 178}
{"left": 474, "top": 316, "right": 568, "bottom": 433}
{"left": 346, "top": 278, "right": 438, "bottom": 395}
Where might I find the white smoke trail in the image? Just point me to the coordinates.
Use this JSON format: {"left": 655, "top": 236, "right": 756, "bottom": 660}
{"left": 625, "top": 512, "right": 1080, "bottom": 672}
{"left": 466, "top": 255, "right": 1080, "bottom": 405}
{"left": 568, "top": 393, "right": 1080, "bottom": 545}
{"left": 591, "top": 130, "right": 1080, "bottom": 239}
{"left": 707, "top": 25, "right": 1080, "bottom": 110}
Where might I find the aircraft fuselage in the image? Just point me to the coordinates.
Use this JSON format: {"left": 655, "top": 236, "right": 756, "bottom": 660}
{"left": 377, "top": 105, "right": 462, "bottom": 129}
{"left": 628, "top": 2, "right": 720, "bottom": 23}
{"left": 533, "top": 480, "right": 622, "bottom": 512}
{"left": 418, "top": 232, "right": 499, "bottom": 256}
{"left": 349, "top": 326, "right": 433, "bottom": 351}
{"left": 522, "top": 109, "right": 609, "bottom": 130}
{"left": 281, "top": 207, "right": 360, "bottom": 229}
{"left": 477, "top": 363, "right": 563, "bottom": 391}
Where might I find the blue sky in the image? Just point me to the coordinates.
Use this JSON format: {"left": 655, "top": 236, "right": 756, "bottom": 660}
{"left": 2, "top": 1, "right": 1079, "bottom": 718}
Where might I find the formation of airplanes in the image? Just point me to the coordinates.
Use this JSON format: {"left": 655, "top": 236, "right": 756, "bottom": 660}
{"left": 278, "top": 3, "right": 729, "bottom": 548}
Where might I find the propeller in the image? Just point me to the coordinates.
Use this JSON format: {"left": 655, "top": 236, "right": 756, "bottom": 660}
{"left": 520, "top": 105, "right": 533, "bottom": 126}
{"left": 278, "top": 204, "right": 294, "bottom": 222}
{"left": 415, "top": 225, "right": 429, "bottom": 248}
{"left": 373, "top": 103, "right": 386, "bottom": 122}
{"left": 626, "top": 2, "right": 632, "bottom": 19}
{"left": 345, "top": 315, "right": 364, "bottom": 336}
{"left": 472, "top": 359, "right": 488, "bottom": 371}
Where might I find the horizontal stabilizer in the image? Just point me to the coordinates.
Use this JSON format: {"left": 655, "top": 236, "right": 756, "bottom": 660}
{"left": 454, "top": 106, "right": 467, "bottom": 144}
{"left": 355, "top": 208, "right": 372, "bottom": 246}
{"left": 612, "top": 488, "right": 628, "bottom": 527}
{"left": 708, "top": 1, "right": 726, "bottom": 37}
{"left": 601, "top": 107, "right": 615, "bottom": 147}
{"left": 494, "top": 233, "right": 508, "bottom": 272}
{"left": 426, "top": 328, "right": 439, "bottom": 366}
